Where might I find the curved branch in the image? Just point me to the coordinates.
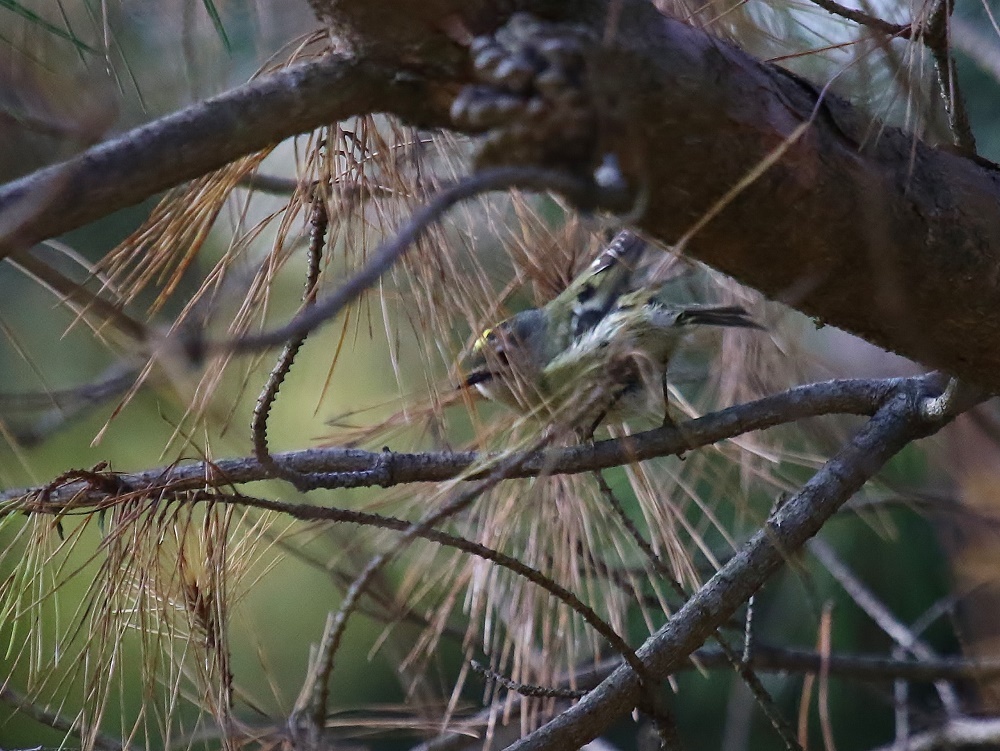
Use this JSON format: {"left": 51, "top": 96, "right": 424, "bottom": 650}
{"left": 1, "top": 1, "right": 999, "bottom": 390}
{"left": 295, "top": 441, "right": 655, "bottom": 741}
{"left": 2, "top": 376, "right": 918, "bottom": 507}
{"left": 1, "top": 2, "right": 999, "bottom": 390}
{"left": 440, "top": 0, "right": 1000, "bottom": 390}
{"left": 412, "top": 644, "right": 1000, "bottom": 751}
{"left": 211, "top": 167, "right": 624, "bottom": 357}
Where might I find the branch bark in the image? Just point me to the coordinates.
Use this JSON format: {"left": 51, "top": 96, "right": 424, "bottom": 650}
{"left": 2, "top": 1, "right": 999, "bottom": 392}
{"left": 1, "top": 377, "right": 911, "bottom": 506}
{"left": 414, "top": 647, "right": 1000, "bottom": 751}
{"left": 578, "top": 2, "right": 1000, "bottom": 391}
{"left": 505, "top": 379, "right": 942, "bottom": 751}
{"left": 0, "top": 52, "right": 449, "bottom": 262}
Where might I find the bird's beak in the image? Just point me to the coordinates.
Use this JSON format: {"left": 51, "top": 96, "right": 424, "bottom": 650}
{"left": 459, "top": 369, "right": 494, "bottom": 389}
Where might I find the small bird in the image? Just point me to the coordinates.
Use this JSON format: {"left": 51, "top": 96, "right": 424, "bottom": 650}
{"left": 461, "top": 231, "right": 762, "bottom": 433}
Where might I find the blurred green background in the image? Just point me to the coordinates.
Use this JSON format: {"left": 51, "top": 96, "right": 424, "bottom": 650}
{"left": 1, "top": 2, "right": 999, "bottom": 750}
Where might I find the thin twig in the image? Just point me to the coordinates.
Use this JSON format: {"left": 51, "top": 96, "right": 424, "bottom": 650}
{"left": 0, "top": 360, "right": 139, "bottom": 412}
{"left": 237, "top": 173, "right": 305, "bottom": 195}
{"left": 195, "top": 166, "right": 626, "bottom": 359}
{"left": 595, "top": 472, "right": 802, "bottom": 751}
{"left": 297, "top": 460, "right": 542, "bottom": 743}
{"left": 0, "top": 360, "right": 141, "bottom": 447}
{"left": 0, "top": 53, "right": 440, "bottom": 260}
{"left": 0, "top": 685, "right": 129, "bottom": 751}
{"left": 295, "top": 394, "right": 670, "bottom": 741}
{"left": 924, "top": 0, "right": 977, "bottom": 153}
{"left": 806, "top": 0, "right": 977, "bottom": 152}
{"left": 410, "top": 645, "right": 1000, "bottom": 751}
{"left": 412, "top": 633, "right": 1000, "bottom": 751}
{"left": 113, "top": 490, "right": 1000, "bottom": 680}
{"left": 470, "top": 661, "right": 587, "bottom": 700}
{"left": 868, "top": 716, "right": 1000, "bottom": 751}
{"left": 807, "top": 537, "right": 962, "bottom": 717}
{"left": 251, "top": 191, "right": 326, "bottom": 489}
{"left": 817, "top": 602, "right": 837, "bottom": 751}
{"left": 806, "top": 0, "right": 911, "bottom": 37}
{"left": 893, "top": 646, "right": 910, "bottom": 749}
{"left": 690, "top": 644, "right": 1000, "bottom": 682}
{"left": 798, "top": 665, "right": 814, "bottom": 750}
{"left": 202, "top": 487, "right": 655, "bottom": 694}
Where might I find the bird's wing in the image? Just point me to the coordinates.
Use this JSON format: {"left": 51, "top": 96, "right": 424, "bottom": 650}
{"left": 569, "top": 230, "right": 648, "bottom": 337}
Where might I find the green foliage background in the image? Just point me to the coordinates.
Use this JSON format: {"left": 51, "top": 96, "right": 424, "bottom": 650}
{"left": 1, "top": 2, "right": 999, "bottom": 749}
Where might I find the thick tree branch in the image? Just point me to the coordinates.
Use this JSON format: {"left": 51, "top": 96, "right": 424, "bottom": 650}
{"left": 511, "top": 1, "right": 1000, "bottom": 391}
{"left": 414, "top": 646, "right": 1000, "bottom": 751}
{"left": 0, "top": 52, "right": 449, "bottom": 261}
{"left": 2, "top": 2, "right": 999, "bottom": 390}
{"left": 323, "top": 0, "right": 1000, "bottom": 391}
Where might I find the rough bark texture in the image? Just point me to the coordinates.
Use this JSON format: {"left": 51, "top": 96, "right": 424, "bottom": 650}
{"left": 323, "top": 0, "right": 1000, "bottom": 388}
{"left": 2, "top": 0, "right": 999, "bottom": 390}
{"left": 0, "top": 55, "right": 450, "bottom": 263}
{"left": 505, "top": 383, "right": 942, "bottom": 751}
{"left": 579, "top": 4, "right": 1000, "bottom": 388}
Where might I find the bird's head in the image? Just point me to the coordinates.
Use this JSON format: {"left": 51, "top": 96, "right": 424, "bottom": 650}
{"left": 460, "top": 308, "right": 549, "bottom": 408}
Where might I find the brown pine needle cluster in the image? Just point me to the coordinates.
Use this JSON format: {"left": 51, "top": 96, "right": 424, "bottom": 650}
{"left": 1, "top": 1, "right": 997, "bottom": 748}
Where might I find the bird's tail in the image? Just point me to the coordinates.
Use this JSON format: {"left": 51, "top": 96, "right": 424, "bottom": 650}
{"left": 676, "top": 305, "right": 765, "bottom": 330}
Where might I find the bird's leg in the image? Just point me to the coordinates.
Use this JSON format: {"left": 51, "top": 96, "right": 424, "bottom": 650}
{"left": 580, "top": 410, "right": 607, "bottom": 443}
{"left": 661, "top": 370, "right": 676, "bottom": 428}
{"left": 661, "top": 371, "right": 688, "bottom": 460}
{"left": 580, "top": 391, "right": 616, "bottom": 442}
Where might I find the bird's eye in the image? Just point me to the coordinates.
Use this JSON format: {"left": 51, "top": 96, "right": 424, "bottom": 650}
{"left": 494, "top": 346, "right": 509, "bottom": 365}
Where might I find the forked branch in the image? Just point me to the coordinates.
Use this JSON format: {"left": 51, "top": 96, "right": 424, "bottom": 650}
{"left": 505, "top": 378, "right": 950, "bottom": 751}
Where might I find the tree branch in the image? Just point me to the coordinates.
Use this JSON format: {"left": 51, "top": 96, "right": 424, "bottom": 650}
{"left": 412, "top": 645, "right": 1000, "bottom": 751}
{"left": 808, "top": 536, "right": 962, "bottom": 716}
{"left": 0, "top": 685, "right": 129, "bottom": 751}
{"left": 2, "top": 377, "right": 918, "bottom": 507}
{"left": 696, "top": 645, "right": 1000, "bottom": 683}
{"left": 503, "top": 378, "right": 944, "bottom": 751}
{"left": 449, "top": 2, "right": 1000, "bottom": 390}
{"left": 576, "top": 0, "right": 1000, "bottom": 388}
{"left": 208, "top": 167, "right": 626, "bottom": 357}
{"left": 0, "top": 52, "right": 448, "bottom": 261}
{"left": 868, "top": 717, "right": 1000, "bottom": 751}
{"left": 3, "top": 2, "right": 1000, "bottom": 390}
